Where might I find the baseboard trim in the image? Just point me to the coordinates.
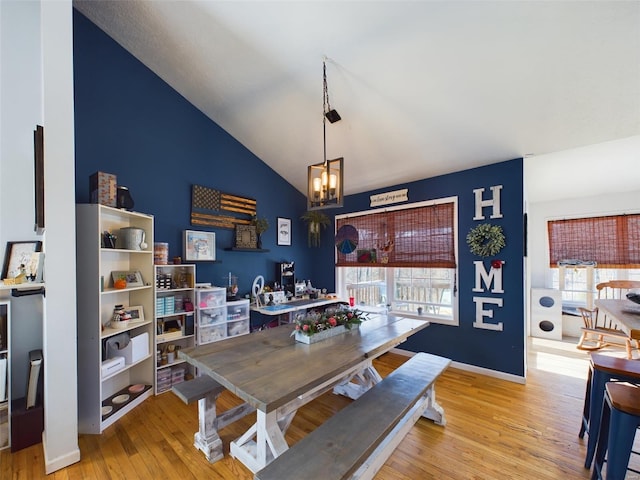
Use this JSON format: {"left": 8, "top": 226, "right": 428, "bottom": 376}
{"left": 43, "top": 433, "right": 81, "bottom": 474}
{"left": 390, "top": 348, "right": 526, "bottom": 384}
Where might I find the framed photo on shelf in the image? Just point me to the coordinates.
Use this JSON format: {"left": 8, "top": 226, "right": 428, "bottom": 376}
{"left": 184, "top": 230, "right": 216, "bottom": 261}
{"left": 124, "top": 305, "right": 144, "bottom": 322}
{"left": 1, "top": 241, "right": 43, "bottom": 280}
{"left": 277, "top": 217, "right": 291, "bottom": 246}
{"left": 235, "top": 225, "right": 257, "bottom": 249}
{"left": 111, "top": 270, "right": 144, "bottom": 288}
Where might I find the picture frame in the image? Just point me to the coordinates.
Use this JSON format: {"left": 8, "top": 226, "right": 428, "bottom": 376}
{"left": 1, "top": 241, "right": 43, "bottom": 280}
{"left": 124, "top": 305, "right": 144, "bottom": 322}
{"left": 235, "top": 225, "right": 257, "bottom": 249}
{"left": 111, "top": 270, "right": 144, "bottom": 288}
{"left": 277, "top": 217, "right": 292, "bottom": 246}
{"left": 184, "top": 230, "right": 216, "bottom": 261}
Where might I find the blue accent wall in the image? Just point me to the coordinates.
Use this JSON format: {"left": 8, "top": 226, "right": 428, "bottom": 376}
{"left": 73, "top": 10, "right": 524, "bottom": 376}
{"left": 73, "top": 10, "right": 315, "bottom": 298}
{"left": 337, "top": 159, "right": 525, "bottom": 376}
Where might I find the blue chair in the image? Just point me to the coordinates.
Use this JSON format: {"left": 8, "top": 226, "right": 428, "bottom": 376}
{"left": 591, "top": 382, "right": 640, "bottom": 479}
{"left": 579, "top": 353, "right": 640, "bottom": 468}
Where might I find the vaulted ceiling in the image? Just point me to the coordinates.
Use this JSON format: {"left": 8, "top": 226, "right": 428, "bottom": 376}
{"left": 73, "top": 1, "right": 640, "bottom": 198}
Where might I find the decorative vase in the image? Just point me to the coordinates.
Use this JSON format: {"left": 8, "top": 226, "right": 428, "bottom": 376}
{"left": 116, "top": 186, "right": 134, "bottom": 210}
{"left": 294, "top": 324, "right": 359, "bottom": 344}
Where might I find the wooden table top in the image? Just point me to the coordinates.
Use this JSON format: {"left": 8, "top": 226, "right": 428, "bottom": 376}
{"left": 179, "top": 315, "right": 430, "bottom": 412}
{"left": 595, "top": 299, "right": 640, "bottom": 340}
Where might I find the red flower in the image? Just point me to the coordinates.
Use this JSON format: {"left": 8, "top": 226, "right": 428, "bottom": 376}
{"left": 347, "top": 312, "right": 353, "bottom": 319}
{"left": 328, "top": 317, "right": 337, "bottom": 327}
{"left": 303, "top": 324, "right": 309, "bottom": 331}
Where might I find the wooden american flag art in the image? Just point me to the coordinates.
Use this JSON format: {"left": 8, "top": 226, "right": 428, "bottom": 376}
{"left": 191, "top": 184, "right": 257, "bottom": 229}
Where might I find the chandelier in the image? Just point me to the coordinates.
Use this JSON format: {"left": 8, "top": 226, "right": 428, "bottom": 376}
{"left": 307, "top": 57, "right": 344, "bottom": 210}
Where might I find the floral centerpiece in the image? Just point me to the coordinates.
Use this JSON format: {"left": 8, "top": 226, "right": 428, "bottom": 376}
{"left": 292, "top": 306, "right": 368, "bottom": 344}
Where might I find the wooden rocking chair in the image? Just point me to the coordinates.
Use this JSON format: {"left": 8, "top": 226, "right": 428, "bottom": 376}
{"left": 576, "top": 280, "right": 640, "bottom": 358}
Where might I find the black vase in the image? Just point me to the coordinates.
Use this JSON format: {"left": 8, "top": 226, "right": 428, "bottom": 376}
{"left": 117, "top": 186, "right": 134, "bottom": 210}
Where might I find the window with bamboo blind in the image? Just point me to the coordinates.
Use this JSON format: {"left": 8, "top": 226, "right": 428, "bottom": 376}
{"left": 548, "top": 214, "right": 640, "bottom": 268}
{"left": 336, "top": 199, "right": 459, "bottom": 326}
{"left": 336, "top": 201, "right": 456, "bottom": 268}
{"left": 548, "top": 214, "right": 640, "bottom": 309}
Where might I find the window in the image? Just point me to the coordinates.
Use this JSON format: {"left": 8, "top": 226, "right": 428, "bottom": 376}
{"left": 336, "top": 198, "right": 458, "bottom": 325}
{"left": 548, "top": 214, "right": 640, "bottom": 308}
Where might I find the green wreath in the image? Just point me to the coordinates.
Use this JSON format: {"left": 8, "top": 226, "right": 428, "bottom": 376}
{"left": 466, "top": 223, "right": 506, "bottom": 257}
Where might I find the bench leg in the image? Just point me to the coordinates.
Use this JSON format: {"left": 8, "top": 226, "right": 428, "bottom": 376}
{"left": 421, "top": 385, "right": 447, "bottom": 426}
{"left": 194, "top": 392, "right": 224, "bottom": 463}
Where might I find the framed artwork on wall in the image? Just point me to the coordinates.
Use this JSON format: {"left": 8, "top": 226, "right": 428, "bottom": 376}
{"left": 184, "top": 230, "right": 216, "bottom": 261}
{"left": 277, "top": 218, "right": 291, "bottom": 246}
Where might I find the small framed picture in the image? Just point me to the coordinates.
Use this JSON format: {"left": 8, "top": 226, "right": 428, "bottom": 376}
{"left": 184, "top": 230, "right": 216, "bottom": 261}
{"left": 111, "top": 270, "right": 144, "bottom": 288}
{"left": 124, "top": 305, "right": 144, "bottom": 322}
{"left": 1, "top": 241, "right": 43, "bottom": 280}
{"left": 235, "top": 225, "right": 257, "bottom": 249}
{"left": 277, "top": 218, "right": 291, "bottom": 246}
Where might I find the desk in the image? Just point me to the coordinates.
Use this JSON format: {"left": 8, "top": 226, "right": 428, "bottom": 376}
{"left": 595, "top": 299, "right": 640, "bottom": 340}
{"left": 179, "top": 314, "right": 433, "bottom": 472}
{"left": 251, "top": 297, "right": 347, "bottom": 326}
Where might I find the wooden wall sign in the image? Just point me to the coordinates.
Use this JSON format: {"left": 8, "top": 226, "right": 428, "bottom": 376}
{"left": 190, "top": 184, "right": 256, "bottom": 229}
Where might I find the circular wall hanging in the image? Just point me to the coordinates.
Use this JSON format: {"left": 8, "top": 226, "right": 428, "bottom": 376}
{"left": 466, "top": 223, "right": 506, "bottom": 257}
{"left": 335, "top": 224, "right": 359, "bottom": 254}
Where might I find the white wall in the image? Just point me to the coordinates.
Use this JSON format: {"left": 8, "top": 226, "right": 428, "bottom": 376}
{"left": 525, "top": 136, "right": 640, "bottom": 336}
{"left": 0, "top": 0, "right": 79, "bottom": 473}
{"left": 0, "top": 0, "right": 45, "bottom": 397}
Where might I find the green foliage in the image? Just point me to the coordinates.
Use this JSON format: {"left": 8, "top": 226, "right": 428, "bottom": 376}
{"left": 466, "top": 223, "right": 506, "bottom": 257}
{"left": 251, "top": 215, "right": 269, "bottom": 235}
{"left": 300, "top": 211, "right": 331, "bottom": 247}
{"left": 292, "top": 306, "right": 368, "bottom": 337}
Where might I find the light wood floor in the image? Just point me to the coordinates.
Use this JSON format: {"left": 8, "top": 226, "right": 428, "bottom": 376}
{"left": 0, "top": 337, "right": 609, "bottom": 479}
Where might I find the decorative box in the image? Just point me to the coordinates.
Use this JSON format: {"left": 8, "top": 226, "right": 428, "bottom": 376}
{"left": 89, "top": 171, "right": 117, "bottom": 207}
{"left": 156, "top": 297, "right": 165, "bottom": 316}
{"left": 164, "top": 296, "right": 175, "bottom": 315}
{"left": 101, "top": 357, "right": 125, "bottom": 378}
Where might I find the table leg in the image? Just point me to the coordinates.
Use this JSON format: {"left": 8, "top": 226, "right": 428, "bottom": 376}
{"left": 333, "top": 364, "right": 383, "bottom": 399}
{"left": 230, "top": 409, "right": 289, "bottom": 473}
{"left": 194, "top": 393, "right": 224, "bottom": 463}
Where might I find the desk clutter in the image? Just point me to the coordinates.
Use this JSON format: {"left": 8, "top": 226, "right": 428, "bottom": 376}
{"left": 101, "top": 384, "right": 152, "bottom": 420}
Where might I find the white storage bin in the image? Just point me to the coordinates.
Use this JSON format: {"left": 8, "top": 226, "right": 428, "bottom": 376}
{"left": 109, "top": 332, "right": 149, "bottom": 365}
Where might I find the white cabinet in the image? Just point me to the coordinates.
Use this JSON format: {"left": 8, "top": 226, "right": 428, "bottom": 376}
{"left": 0, "top": 301, "right": 9, "bottom": 450}
{"left": 76, "top": 204, "right": 155, "bottom": 434}
{"left": 154, "top": 264, "right": 196, "bottom": 394}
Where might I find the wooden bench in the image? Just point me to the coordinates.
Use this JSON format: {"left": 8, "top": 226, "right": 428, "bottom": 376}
{"left": 254, "top": 352, "right": 451, "bottom": 480}
{"left": 172, "top": 375, "right": 255, "bottom": 463}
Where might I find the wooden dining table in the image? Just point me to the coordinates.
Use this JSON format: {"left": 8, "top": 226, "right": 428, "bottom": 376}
{"left": 595, "top": 299, "right": 640, "bottom": 340}
{"left": 178, "top": 314, "right": 434, "bottom": 473}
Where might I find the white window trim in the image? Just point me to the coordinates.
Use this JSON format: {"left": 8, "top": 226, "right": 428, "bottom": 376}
{"left": 335, "top": 197, "right": 459, "bottom": 326}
